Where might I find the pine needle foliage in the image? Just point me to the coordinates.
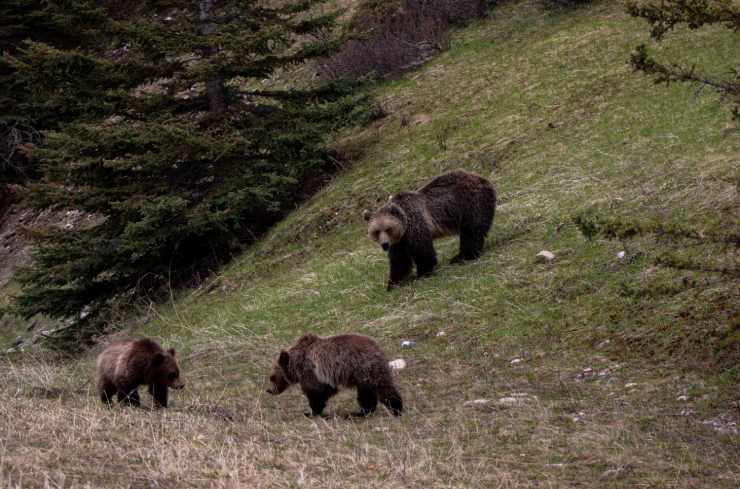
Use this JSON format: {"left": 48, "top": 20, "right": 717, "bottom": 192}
{"left": 1, "top": 0, "right": 109, "bottom": 183}
{"left": 9, "top": 0, "right": 369, "bottom": 348}
{"left": 625, "top": 0, "right": 740, "bottom": 121}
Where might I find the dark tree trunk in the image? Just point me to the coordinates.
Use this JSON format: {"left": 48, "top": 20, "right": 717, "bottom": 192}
{"left": 199, "top": 0, "right": 226, "bottom": 114}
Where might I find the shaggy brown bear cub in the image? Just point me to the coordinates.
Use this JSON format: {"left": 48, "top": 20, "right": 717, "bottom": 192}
{"left": 363, "top": 169, "right": 496, "bottom": 290}
{"left": 96, "top": 338, "right": 184, "bottom": 408}
{"left": 267, "top": 333, "right": 402, "bottom": 417}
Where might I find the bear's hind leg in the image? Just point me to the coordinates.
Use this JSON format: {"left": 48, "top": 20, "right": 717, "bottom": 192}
{"left": 456, "top": 228, "right": 485, "bottom": 262}
{"left": 379, "top": 383, "right": 403, "bottom": 416}
{"left": 351, "top": 387, "right": 378, "bottom": 417}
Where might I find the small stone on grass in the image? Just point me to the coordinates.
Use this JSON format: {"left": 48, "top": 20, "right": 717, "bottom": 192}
{"left": 388, "top": 359, "right": 406, "bottom": 370}
{"left": 536, "top": 250, "right": 555, "bottom": 262}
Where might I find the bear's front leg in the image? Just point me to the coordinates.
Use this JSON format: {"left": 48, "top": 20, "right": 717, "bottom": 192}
{"left": 150, "top": 383, "right": 168, "bottom": 408}
{"left": 457, "top": 227, "right": 486, "bottom": 261}
{"left": 303, "top": 385, "right": 337, "bottom": 417}
{"left": 387, "top": 245, "right": 413, "bottom": 290}
{"left": 411, "top": 235, "right": 437, "bottom": 278}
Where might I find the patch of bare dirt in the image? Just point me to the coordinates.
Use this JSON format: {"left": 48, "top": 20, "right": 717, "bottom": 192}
{"left": 0, "top": 205, "right": 102, "bottom": 288}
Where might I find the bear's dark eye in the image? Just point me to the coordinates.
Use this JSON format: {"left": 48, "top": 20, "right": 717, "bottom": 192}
{"left": 168, "top": 372, "right": 177, "bottom": 381}
{"left": 270, "top": 375, "right": 276, "bottom": 383}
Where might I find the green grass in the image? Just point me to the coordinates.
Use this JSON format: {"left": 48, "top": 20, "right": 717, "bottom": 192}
{"left": 1, "top": 1, "right": 738, "bottom": 487}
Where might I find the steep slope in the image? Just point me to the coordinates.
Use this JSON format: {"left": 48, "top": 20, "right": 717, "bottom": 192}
{"left": 1, "top": 2, "right": 738, "bottom": 488}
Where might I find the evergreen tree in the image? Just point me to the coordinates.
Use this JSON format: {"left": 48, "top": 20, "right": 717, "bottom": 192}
{"left": 9, "top": 0, "right": 366, "bottom": 347}
{"left": 1, "top": 0, "right": 109, "bottom": 184}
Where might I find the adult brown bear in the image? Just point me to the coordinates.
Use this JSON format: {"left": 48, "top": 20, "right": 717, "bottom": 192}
{"left": 363, "top": 169, "right": 495, "bottom": 290}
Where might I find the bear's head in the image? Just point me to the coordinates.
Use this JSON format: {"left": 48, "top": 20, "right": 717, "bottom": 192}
{"left": 149, "top": 348, "right": 185, "bottom": 390}
{"left": 266, "top": 350, "right": 294, "bottom": 395}
{"left": 363, "top": 203, "right": 407, "bottom": 252}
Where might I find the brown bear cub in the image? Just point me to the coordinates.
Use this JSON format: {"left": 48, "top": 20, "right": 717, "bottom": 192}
{"left": 363, "top": 169, "right": 496, "bottom": 290}
{"left": 266, "top": 333, "right": 402, "bottom": 417}
{"left": 96, "top": 338, "right": 184, "bottom": 408}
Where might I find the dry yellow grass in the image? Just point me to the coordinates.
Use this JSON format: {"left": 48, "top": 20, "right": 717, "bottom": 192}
{"left": 1, "top": 349, "right": 738, "bottom": 488}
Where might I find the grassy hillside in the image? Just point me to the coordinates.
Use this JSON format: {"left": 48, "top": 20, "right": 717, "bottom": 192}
{"left": 2, "top": 1, "right": 738, "bottom": 487}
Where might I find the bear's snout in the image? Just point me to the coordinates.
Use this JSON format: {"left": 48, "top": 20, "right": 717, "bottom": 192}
{"left": 381, "top": 243, "right": 390, "bottom": 252}
{"left": 172, "top": 380, "right": 185, "bottom": 390}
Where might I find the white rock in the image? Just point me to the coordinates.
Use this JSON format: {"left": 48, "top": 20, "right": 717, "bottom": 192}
{"left": 510, "top": 358, "right": 523, "bottom": 365}
{"left": 601, "top": 467, "right": 626, "bottom": 480}
{"left": 400, "top": 340, "right": 416, "bottom": 348}
{"left": 617, "top": 251, "right": 626, "bottom": 259}
{"left": 625, "top": 382, "right": 638, "bottom": 388}
{"left": 436, "top": 331, "right": 446, "bottom": 337}
{"left": 536, "top": 250, "right": 555, "bottom": 262}
{"left": 464, "top": 399, "right": 490, "bottom": 407}
{"left": 677, "top": 395, "right": 689, "bottom": 401}
{"left": 497, "top": 397, "right": 521, "bottom": 406}
{"left": 388, "top": 359, "right": 407, "bottom": 370}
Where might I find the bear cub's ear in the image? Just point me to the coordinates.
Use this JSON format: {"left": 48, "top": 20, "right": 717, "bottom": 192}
{"left": 278, "top": 350, "right": 290, "bottom": 368}
{"left": 167, "top": 348, "right": 176, "bottom": 357}
{"left": 362, "top": 209, "right": 372, "bottom": 222}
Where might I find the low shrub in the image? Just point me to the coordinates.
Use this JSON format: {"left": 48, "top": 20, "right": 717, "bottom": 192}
{"left": 318, "top": 0, "right": 490, "bottom": 80}
{"left": 541, "top": 0, "right": 594, "bottom": 9}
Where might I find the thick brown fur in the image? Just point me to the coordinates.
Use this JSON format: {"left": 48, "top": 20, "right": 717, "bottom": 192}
{"left": 96, "top": 338, "right": 184, "bottom": 408}
{"left": 364, "top": 169, "right": 496, "bottom": 290}
{"left": 266, "top": 333, "right": 403, "bottom": 417}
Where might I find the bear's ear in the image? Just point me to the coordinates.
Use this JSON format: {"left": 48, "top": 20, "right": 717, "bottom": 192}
{"left": 152, "top": 352, "right": 165, "bottom": 366}
{"left": 362, "top": 209, "right": 372, "bottom": 222}
{"left": 167, "top": 348, "right": 176, "bottom": 357}
{"left": 278, "top": 350, "right": 290, "bottom": 368}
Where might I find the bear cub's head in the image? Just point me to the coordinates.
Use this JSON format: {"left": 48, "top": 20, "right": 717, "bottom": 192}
{"left": 266, "top": 350, "right": 294, "bottom": 395}
{"left": 363, "top": 203, "right": 407, "bottom": 252}
{"left": 150, "top": 348, "right": 185, "bottom": 390}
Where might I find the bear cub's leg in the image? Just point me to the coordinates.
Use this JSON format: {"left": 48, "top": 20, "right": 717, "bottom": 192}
{"left": 149, "top": 383, "right": 169, "bottom": 408}
{"left": 98, "top": 379, "right": 117, "bottom": 405}
{"left": 304, "top": 384, "right": 338, "bottom": 417}
{"left": 351, "top": 386, "right": 378, "bottom": 417}
{"left": 379, "top": 383, "right": 403, "bottom": 416}
{"left": 118, "top": 388, "right": 141, "bottom": 407}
